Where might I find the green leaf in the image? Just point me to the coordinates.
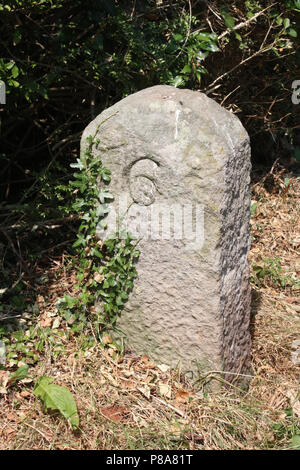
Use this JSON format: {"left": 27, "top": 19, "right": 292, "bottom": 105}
{"left": 209, "top": 33, "right": 218, "bottom": 41}
{"left": 34, "top": 376, "right": 79, "bottom": 429}
{"left": 284, "top": 408, "right": 293, "bottom": 417}
{"left": 288, "top": 28, "right": 297, "bottom": 37}
{"left": 181, "top": 64, "right": 192, "bottom": 74}
{"left": 250, "top": 203, "right": 257, "bottom": 217}
{"left": 173, "top": 33, "right": 183, "bottom": 42}
{"left": 64, "top": 295, "right": 78, "bottom": 309}
{"left": 73, "top": 237, "right": 84, "bottom": 248}
{"left": 283, "top": 18, "right": 290, "bottom": 29}
{"left": 6, "top": 61, "right": 14, "bottom": 70}
{"left": 9, "top": 79, "right": 19, "bottom": 87}
{"left": 102, "top": 173, "right": 111, "bottom": 182}
{"left": 196, "top": 32, "right": 211, "bottom": 41}
{"left": 196, "top": 50, "right": 209, "bottom": 61}
{"left": 200, "top": 41, "right": 219, "bottom": 52}
{"left": 171, "top": 75, "right": 184, "bottom": 88}
{"left": 9, "top": 365, "right": 29, "bottom": 385}
{"left": 222, "top": 11, "right": 235, "bottom": 29}
{"left": 102, "top": 191, "right": 114, "bottom": 200}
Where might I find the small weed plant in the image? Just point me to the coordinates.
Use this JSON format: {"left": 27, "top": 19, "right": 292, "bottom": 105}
{"left": 251, "top": 256, "right": 299, "bottom": 289}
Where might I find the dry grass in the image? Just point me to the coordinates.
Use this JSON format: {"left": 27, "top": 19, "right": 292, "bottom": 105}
{"left": 0, "top": 166, "right": 299, "bottom": 450}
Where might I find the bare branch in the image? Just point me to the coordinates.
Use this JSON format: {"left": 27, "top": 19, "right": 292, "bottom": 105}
{"left": 218, "top": 4, "right": 277, "bottom": 40}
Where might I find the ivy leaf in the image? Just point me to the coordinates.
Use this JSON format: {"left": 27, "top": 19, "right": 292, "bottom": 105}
{"left": 34, "top": 376, "right": 79, "bottom": 430}
{"left": 99, "top": 191, "right": 114, "bottom": 203}
{"left": 8, "top": 79, "right": 19, "bottom": 87}
{"left": 250, "top": 203, "right": 257, "bottom": 217}
{"left": 221, "top": 10, "right": 235, "bottom": 30}
{"left": 196, "top": 32, "right": 211, "bottom": 41}
{"left": 196, "top": 50, "right": 209, "bottom": 61}
{"left": 234, "top": 32, "right": 242, "bottom": 42}
{"left": 11, "top": 65, "right": 19, "bottom": 78}
{"left": 102, "top": 173, "right": 111, "bottom": 182}
{"left": 288, "top": 28, "right": 297, "bottom": 37}
{"left": 173, "top": 33, "right": 183, "bottom": 42}
{"left": 200, "top": 41, "right": 219, "bottom": 52}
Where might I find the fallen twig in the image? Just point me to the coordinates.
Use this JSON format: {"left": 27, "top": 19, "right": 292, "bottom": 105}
{"left": 152, "top": 396, "right": 186, "bottom": 418}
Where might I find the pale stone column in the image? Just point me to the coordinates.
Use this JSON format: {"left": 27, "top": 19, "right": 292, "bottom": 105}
{"left": 81, "top": 85, "right": 252, "bottom": 383}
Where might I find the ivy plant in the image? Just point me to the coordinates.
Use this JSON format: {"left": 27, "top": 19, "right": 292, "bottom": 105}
{"left": 59, "top": 119, "right": 140, "bottom": 332}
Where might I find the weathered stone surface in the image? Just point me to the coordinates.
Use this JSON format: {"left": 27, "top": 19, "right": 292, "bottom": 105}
{"left": 81, "top": 85, "right": 252, "bottom": 381}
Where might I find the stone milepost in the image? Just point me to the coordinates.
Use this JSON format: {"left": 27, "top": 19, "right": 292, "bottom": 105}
{"left": 81, "top": 85, "right": 252, "bottom": 384}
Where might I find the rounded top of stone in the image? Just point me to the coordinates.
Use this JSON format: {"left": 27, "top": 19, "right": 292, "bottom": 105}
{"left": 82, "top": 85, "right": 249, "bottom": 161}
{"left": 109, "top": 85, "right": 224, "bottom": 118}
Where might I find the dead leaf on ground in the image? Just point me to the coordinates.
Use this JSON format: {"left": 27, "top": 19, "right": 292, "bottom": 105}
{"left": 140, "top": 354, "right": 149, "bottom": 363}
{"left": 0, "top": 370, "right": 9, "bottom": 384}
{"left": 0, "top": 371, "right": 9, "bottom": 394}
{"left": 52, "top": 317, "right": 60, "bottom": 329}
{"left": 175, "top": 389, "right": 192, "bottom": 404}
{"left": 102, "top": 335, "right": 113, "bottom": 345}
{"left": 39, "top": 316, "right": 53, "bottom": 328}
{"left": 184, "top": 432, "right": 204, "bottom": 444}
{"left": 159, "top": 382, "right": 172, "bottom": 399}
{"left": 100, "top": 405, "right": 130, "bottom": 423}
{"left": 93, "top": 272, "right": 104, "bottom": 283}
{"left": 120, "top": 379, "right": 136, "bottom": 390}
{"left": 137, "top": 385, "right": 151, "bottom": 399}
{"left": 140, "top": 355, "right": 156, "bottom": 368}
{"left": 6, "top": 412, "right": 18, "bottom": 422}
{"left": 286, "top": 390, "right": 300, "bottom": 417}
{"left": 144, "top": 374, "right": 157, "bottom": 384}
{"left": 123, "top": 370, "right": 134, "bottom": 378}
{"left": 2, "top": 428, "right": 17, "bottom": 440}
